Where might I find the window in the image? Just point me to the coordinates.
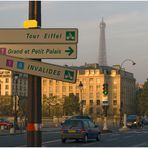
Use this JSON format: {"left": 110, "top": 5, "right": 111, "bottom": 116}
{"left": 5, "top": 85, "right": 9, "bottom": 89}
{"left": 5, "top": 91, "right": 9, "bottom": 96}
{"left": 5, "top": 78, "right": 9, "bottom": 83}
{"left": 113, "top": 100, "right": 117, "bottom": 105}
{"left": 90, "top": 100, "right": 93, "bottom": 105}
{"left": 113, "top": 108, "right": 117, "bottom": 114}
{"left": 89, "top": 78, "right": 93, "bottom": 84}
{"left": 43, "top": 80, "right": 47, "bottom": 86}
{"left": 83, "top": 120, "right": 89, "bottom": 129}
{"left": 96, "top": 92, "right": 100, "bottom": 98}
{"left": 96, "top": 78, "right": 100, "bottom": 83}
{"left": 89, "top": 93, "right": 93, "bottom": 98}
{"left": 89, "top": 107, "right": 93, "bottom": 114}
{"left": 96, "top": 100, "right": 100, "bottom": 105}
{"left": 82, "top": 100, "right": 86, "bottom": 105}
{"left": 69, "top": 86, "right": 73, "bottom": 92}
{"left": 96, "top": 85, "right": 100, "bottom": 90}
{"left": 89, "top": 86, "right": 93, "bottom": 92}
{"left": 62, "top": 86, "right": 66, "bottom": 92}
{"left": 88, "top": 120, "right": 95, "bottom": 128}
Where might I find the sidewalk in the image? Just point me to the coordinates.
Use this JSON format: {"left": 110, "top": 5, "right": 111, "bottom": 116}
{"left": 0, "top": 129, "right": 26, "bottom": 136}
{"left": 0, "top": 127, "right": 60, "bottom": 136}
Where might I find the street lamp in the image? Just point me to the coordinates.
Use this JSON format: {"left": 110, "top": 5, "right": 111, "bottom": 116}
{"left": 121, "top": 59, "right": 136, "bottom": 70}
{"left": 79, "top": 81, "right": 83, "bottom": 116}
{"left": 120, "top": 59, "right": 136, "bottom": 129}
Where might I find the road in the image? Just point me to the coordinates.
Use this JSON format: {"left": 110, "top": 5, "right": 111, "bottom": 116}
{"left": 0, "top": 126, "right": 148, "bottom": 147}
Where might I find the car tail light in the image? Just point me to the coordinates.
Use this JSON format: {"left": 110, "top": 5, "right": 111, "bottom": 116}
{"left": 80, "top": 129, "right": 86, "bottom": 133}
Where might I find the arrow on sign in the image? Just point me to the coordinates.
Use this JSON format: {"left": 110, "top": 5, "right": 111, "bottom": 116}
{"left": 65, "top": 47, "right": 74, "bottom": 56}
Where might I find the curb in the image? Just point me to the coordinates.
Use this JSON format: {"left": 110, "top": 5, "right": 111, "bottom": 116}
{"left": 0, "top": 131, "right": 26, "bottom": 136}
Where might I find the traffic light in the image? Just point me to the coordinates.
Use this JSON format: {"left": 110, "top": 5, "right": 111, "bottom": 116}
{"left": 103, "top": 83, "right": 108, "bottom": 95}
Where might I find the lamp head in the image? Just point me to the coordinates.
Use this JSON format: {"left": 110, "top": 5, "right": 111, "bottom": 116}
{"left": 132, "top": 62, "right": 136, "bottom": 65}
{"left": 79, "top": 81, "right": 83, "bottom": 88}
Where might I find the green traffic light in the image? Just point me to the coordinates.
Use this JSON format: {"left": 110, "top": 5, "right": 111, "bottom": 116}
{"left": 103, "top": 91, "right": 108, "bottom": 95}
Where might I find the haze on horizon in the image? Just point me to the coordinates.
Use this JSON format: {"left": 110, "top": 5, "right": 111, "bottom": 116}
{"left": 0, "top": 1, "right": 148, "bottom": 84}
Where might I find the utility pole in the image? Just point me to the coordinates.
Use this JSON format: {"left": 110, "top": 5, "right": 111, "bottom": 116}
{"left": 27, "top": 1, "right": 42, "bottom": 147}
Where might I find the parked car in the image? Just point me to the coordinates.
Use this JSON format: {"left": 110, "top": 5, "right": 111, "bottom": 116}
{"left": 127, "top": 115, "right": 137, "bottom": 128}
{"left": 60, "top": 119, "right": 101, "bottom": 143}
{"left": 0, "top": 118, "right": 13, "bottom": 129}
{"left": 142, "top": 118, "right": 148, "bottom": 125}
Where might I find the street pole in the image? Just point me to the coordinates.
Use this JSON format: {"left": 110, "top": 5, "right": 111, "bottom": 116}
{"left": 27, "top": 1, "right": 42, "bottom": 147}
{"left": 79, "top": 81, "right": 83, "bottom": 116}
{"left": 120, "top": 59, "right": 136, "bottom": 130}
{"left": 80, "top": 88, "right": 83, "bottom": 116}
{"left": 14, "top": 76, "right": 18, "bottom": 129}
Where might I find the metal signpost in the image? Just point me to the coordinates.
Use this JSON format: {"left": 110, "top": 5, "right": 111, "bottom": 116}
{"left": 0, "top": 0, "right": 78, "bottom": 146}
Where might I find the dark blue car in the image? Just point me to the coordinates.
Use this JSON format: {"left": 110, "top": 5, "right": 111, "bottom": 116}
{"left": 60, "top": 119, "right": 101, "bottom": 143}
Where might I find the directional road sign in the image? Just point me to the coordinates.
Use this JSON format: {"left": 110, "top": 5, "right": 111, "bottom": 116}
{"left": 0, "top": 28, "right": 78, "bottom": 44}
{"left": 0, "top": 54, "right": 77, "bottom": 83}
{"left": 0, "top": 44, "right": 77, "bottom": 59}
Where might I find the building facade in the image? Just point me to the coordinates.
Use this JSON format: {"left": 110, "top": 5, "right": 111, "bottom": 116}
{"left": 42, "top": 63, "right": 136, "bottom": 117}
{"left": 0, "top": 70, "right": 28, "bottom": 115}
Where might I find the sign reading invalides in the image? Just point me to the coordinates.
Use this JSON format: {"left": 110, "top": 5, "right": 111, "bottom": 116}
{"left": 0, "top": 54, "right": 77, "bottom": 83}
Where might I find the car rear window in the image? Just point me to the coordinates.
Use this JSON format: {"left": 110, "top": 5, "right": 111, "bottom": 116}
{"left": 63, "top": 120, "right": 82, "bottom": 128}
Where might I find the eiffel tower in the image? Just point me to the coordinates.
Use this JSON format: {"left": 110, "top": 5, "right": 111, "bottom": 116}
{"left": 99, "top": 18, "right": 107, "bottom": 66}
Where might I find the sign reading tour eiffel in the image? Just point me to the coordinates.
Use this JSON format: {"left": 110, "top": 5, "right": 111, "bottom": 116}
{"left": 0, "top": 28, "right": 78, "bottom": 44}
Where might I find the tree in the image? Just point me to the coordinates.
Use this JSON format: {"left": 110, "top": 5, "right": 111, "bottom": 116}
{"left": 42, "top": 95, "right": 63, "bottom": 117}
{"left": 137, "top": 79, "right": 148, "bottom": 116}
{"left": 63, "top": 93, "right": 80, "bottom": 116}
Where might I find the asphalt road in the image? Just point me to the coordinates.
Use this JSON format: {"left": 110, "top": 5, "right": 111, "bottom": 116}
{"left": 0, "top": 126, "right": 148, "bottom": 147}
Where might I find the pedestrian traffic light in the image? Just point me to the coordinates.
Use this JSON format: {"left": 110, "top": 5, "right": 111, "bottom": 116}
{"left": 103, "top": 83, "right": 108, "bottom": 95}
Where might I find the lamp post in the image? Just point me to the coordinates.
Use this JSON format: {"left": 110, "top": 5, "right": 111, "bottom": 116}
{"left": 120, "top": 59, "right": 136, "bottom": 129}
{"left": 79, "top": 81, "right": 83, "bottom": 116}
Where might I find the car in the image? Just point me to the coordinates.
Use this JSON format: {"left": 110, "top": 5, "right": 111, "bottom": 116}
{"left": 60, "top": 119, "right": 101, "bottom": 143}
{"left": 0, "top": 118, "right": 13, "bottom": 130}
{"left": 68, "top": 115, "right": 93, "bottom": 121}
{"left": 126, "top": 115, "right": 137, "bottom": 128}
{"left": 142, "top": 118, "right": 148, "bottom": 125}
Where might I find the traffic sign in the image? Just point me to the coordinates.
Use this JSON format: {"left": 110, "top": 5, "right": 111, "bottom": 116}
{"left": 0, "top": 28, "right": 78, "bottom": 44}
{"left": 0, "top": 54, "right": 77, "bottom": 83}
{"left": 0, "top": 44, "right": 77, "bottom": 59}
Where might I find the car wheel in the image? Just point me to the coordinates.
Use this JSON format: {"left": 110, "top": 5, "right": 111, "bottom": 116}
{"left": 96, "top": 133, "right": 101, "bottom": 141}
{"left": 83, "top": 134, "right": 88, "bottom": 143}
{"left": 61, "top": 138, "right": 66, "bottom": 143}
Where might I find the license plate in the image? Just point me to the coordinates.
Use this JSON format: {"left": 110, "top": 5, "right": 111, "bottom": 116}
{"left": 68, "top": 130, "right": 76, "bottom": 133}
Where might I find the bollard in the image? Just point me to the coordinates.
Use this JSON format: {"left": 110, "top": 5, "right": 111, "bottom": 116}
{"left": 1, "top": 125, "right": 4, "bottom": 130}
{"left": 10, "top": 127, "right": 15, "bottom": 134}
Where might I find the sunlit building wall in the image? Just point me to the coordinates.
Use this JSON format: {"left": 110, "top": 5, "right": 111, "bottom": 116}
{"left": 42, "top": 63, "right": 136, "bottom": 117}
{"left": 0, "top": 70, "right": 28, "bottom": 107}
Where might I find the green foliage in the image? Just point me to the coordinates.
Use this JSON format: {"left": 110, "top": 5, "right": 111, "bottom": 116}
{"left": 42, "top": 95, "right": 63, "bottom": 117}
{"left": 63, "top": 93, "right": 80, "bottom": 116}
{"left": 137, "top": 79, "right": 148, "bottom": 116}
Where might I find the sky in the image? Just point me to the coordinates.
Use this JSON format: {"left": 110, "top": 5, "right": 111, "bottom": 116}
{"left": 0, "top": 1, "right": 148, "bottom": 83}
